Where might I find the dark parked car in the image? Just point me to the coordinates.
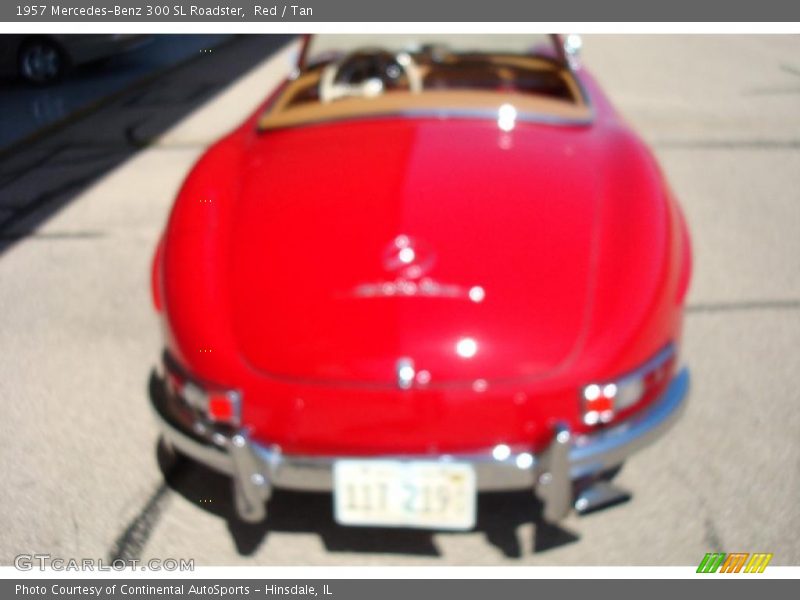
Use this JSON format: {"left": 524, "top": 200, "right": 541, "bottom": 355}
{"left": 0, "top": 34, "right": 150, "bottom": 84}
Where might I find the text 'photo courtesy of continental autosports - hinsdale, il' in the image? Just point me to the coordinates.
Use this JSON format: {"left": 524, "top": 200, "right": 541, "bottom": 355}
{"left": 150, "top": 34, "right": 692, "bottom": 532}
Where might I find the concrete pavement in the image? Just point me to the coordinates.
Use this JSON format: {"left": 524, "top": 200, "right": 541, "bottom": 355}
{"left": 0, "top": 34, "right": 798, "bottom": 566}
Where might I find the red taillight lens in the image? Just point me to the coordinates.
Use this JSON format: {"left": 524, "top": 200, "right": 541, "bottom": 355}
{"left": 165, "top": 365, "right": 241, "bottom": 426}
{"left": 582, "top": 346, "right": 676, "bottom": 427}
{"left": 582, "top": 384, "right": 616, "bottom": 425}
{"left": 162, "top": 354, "right": 242, "bottom": 426}
{"left": 207, "top": 392, "right": 238, "bottom": 424}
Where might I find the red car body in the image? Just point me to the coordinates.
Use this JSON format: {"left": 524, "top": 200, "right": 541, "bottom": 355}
{"left": 151, "top": 35, "right": 691, "bottom": 529}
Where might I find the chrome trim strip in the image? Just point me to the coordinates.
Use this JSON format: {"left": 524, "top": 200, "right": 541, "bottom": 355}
{"left": 262, "top": 107, "right": 593, "bottom": 133}
{"left": 614, "top": 343, "right": 675, "bottom": 387}
{"left": 395, "top": 107, "right": 593, "bottom": 127}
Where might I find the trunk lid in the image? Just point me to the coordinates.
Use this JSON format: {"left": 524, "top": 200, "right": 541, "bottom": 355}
{"left": 230, "top": 118, "right": 601, "bottom": 386}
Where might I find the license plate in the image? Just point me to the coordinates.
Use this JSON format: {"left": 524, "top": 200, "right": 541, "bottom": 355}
{"left": 333, "top": 460, "right": 476, "bottom": 530}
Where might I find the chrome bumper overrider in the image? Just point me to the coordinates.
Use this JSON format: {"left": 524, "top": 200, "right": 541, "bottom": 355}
{"left": 151, "top": 368, "right": 690, "bottom": 524}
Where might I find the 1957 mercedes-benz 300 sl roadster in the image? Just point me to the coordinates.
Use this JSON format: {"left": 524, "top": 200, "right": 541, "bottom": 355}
{"left": 150, "top": 34, "right": 692, "bottom": 530}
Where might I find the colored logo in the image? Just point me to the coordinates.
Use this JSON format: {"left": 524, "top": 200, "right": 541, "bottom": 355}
{"left": 696, "top": 552, "right": 773, "bottom": 573}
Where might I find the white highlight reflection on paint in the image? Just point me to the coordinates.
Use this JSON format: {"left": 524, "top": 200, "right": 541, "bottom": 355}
{"left": 455, "top": 337, "right": 478, "bottom": 358}
{"left": 498, "top": 103, "right": 517, "bottom": 132}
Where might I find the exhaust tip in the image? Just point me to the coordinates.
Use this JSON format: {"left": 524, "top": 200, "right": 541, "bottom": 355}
{"left": 574, "top": 480, "right": 631, "bottom": 515}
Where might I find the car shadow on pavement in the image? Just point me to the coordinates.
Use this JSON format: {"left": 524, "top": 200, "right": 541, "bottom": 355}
{"left": 151, "top": 376, "right": 581, "bottom": 559}
{"left": 0, "top": 35, "right": 292, "bottom": 253}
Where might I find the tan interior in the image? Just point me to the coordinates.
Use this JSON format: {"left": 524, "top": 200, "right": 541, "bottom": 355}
{"left": 258, "top": 54, "right": 591, "bottom": 131}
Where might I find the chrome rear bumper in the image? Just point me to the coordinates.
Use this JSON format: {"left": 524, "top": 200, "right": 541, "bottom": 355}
{"left": 151, "top": 367, "right": 689, "bottom": 524}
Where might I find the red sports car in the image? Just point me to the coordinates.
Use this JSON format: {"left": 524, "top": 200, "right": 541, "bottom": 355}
{"left": 150, "top": 34, "right": 692, "bottom": 531}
